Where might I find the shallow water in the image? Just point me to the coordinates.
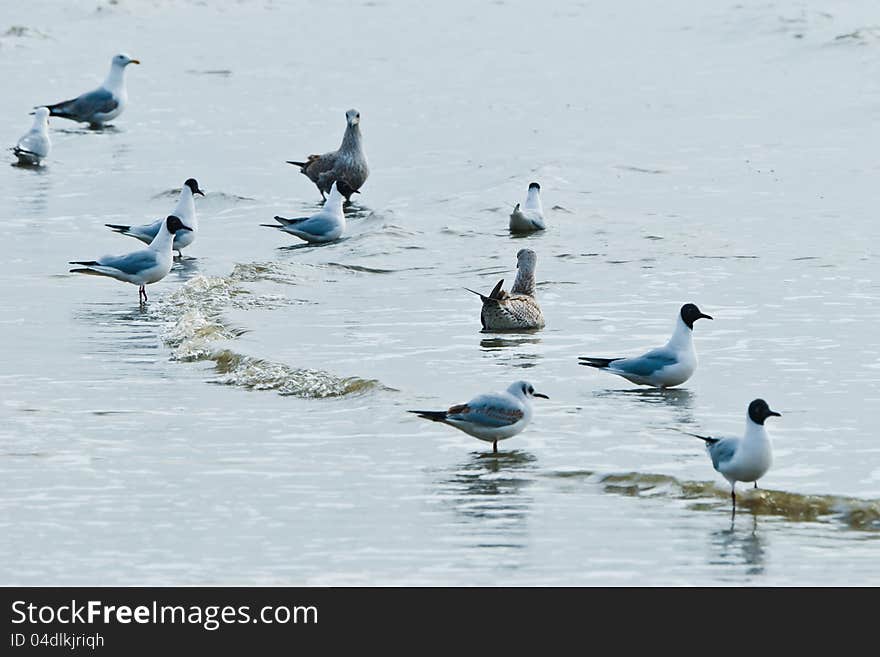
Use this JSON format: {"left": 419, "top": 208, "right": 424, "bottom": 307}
{"left": 1, "top": 0, "right": 878, "bottom": 585}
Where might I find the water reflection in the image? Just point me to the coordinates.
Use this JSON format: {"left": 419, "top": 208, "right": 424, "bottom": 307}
{"left": 10, "top": 163, "right": 52, "bottom": 216}
{"left": 170, "top": 256, "right": 201, "bottom": 283}
{"left": 434, "top": 450, "right": 537, "bottom": 554}
{"left": 711, "top": 513, "right": 766, "bottom": 576}
{"left": 72, "top": 300, "right": 160, "bottom": 360}
{"left": 479, "top": 335, "right": 543, "bottom": 369}
{"left": 594, "top": 387, "right": 696, "bottom": 424}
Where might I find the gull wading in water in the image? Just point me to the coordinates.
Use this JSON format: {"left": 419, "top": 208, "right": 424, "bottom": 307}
{"left": 467, "top": 248, "right": 545, "bottom": 331}
{"left": 579, "top": 303, "right": 713, "bottom": 388}
{"left": 40, "top": 53, "right": 140, "bottom": 127}
{"left": 287, "top": 109, "right": 369, "bottom": 201}
{"left": 263, "top": 181, "right": 346, "bottom": 243}
{"left": 509, "top": 182, "right": 545, "bottom": 233}
{"left": 69, "top": 215, "right": 192, "bottom": 303}
{"left": 12, "top": 107, "right": 51, "bottom": 165}
{"left": 105, "top": 178, "right": 205, "bottom": 256}
{"left": 409, "top": 380, "right": 549, "bottom": 453}
{"left": 691, "top": 399, "right": 781, "bottom": 514}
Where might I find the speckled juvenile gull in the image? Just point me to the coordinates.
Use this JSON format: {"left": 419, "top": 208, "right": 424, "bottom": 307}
{"left": 105, "top": 179, "right": 205, "bottom": 256}
{"left": 12, "top": 107, "right": 51, "bottom": 165}
{"left": 467, "top": 248, "right": 545, "bottom": 331}
{"left": 287, "top": 109, "right": 369, "bottom": 201}
{"left": 579, "top": 303, "right": 712, "bottom": 388}
{"left": 690, "top": 399, "right": 781, "bottom": 514}
{"left": 70, "top": 216, "right": 191, "bottom": 303}
{"left": 509, "top": 182, "right": 545, "bottom": 232}
{"left": 408, "top": 380, "right": 549, "bottom": 453}
{"left": 41, "top": 53, "right": 140, "bottom": 126}
{"left": 263, "top": 181, "right": 346, "bottom": 243}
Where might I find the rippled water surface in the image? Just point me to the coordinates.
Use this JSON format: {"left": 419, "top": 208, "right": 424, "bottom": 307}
{"left": 1, "top": 0, "right": 879, "bottom": 585}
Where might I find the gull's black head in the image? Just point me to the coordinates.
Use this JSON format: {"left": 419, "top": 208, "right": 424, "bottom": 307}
{"left": 185, "top": 178, "right": 205, "bottom": 196}
{"left": 165, "top": 215, "right": 192, "bottom": 234}
{"left": 748, "top": 399, "right": 781, "bottom": 425}
{"left": 680, "top": 303, "right": 713, "bottom": 329}
{"left": 528, "top": 182, "right": 540, "bottom": 191}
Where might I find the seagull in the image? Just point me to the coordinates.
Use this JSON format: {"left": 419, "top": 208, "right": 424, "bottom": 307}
{"left": 69, "top": 215, "right": 192, "bottom": 303}
{"left": 579, "top": 303, "right": 713, "bottom": 388}
{"left": 408, "top": 380, "right": 548, "bottom": 453}
{"left": 509, "top": 182, "right": 545, "bottom": 232}
{"left": 286, "top": 109, "right": 369, "bottom": 201}
{"left": 40, "top": 53, "right": 140, "bottom": 127}
{"left": 12, "top": 107, "right": 51, "bottom": 165}
{"left": 263, "top": 181, "right": 346, "bottom": 243}
{"left": 105, "top": 179, "right": 205, "bottom": 256}
{"left": 691, "top": 399, "right": 781, "bottom": 513}
{"left": 466, "top": 248, "right": 545, "bottom": 331}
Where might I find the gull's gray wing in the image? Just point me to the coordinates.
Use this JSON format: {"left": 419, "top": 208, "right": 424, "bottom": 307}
{"left": 707, "top": 437, "right": 738, "bottom": 470}
{"left": 47, "top": 88, "right": 117, "bottom": 121}
{"left": 283, "top": 211, "right": 339, "bottom": 237}
{"left": 446, "top": 393, "right": 524, "bottom": 428}
{"left": 97, "top": 250, "right": 158, "bottom": 275}
{"left": 611, "top": 346, "right": 677, "bottom": 377}
{"left": 16, "top": 131, "right": 50, "bottom": 158}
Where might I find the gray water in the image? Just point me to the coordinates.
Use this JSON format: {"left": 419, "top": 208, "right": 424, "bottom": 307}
{"left": 1, "top": 0, "right": 878, "bottom": 585}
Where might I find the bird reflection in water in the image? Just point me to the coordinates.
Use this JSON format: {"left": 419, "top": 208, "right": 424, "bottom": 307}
{"left": 434, "top": 450, "right": 537, "bottom": 561}
{"left": 711, "top": 512, "right": 765, "bottom": 577}
{"left": 479, "top": 336, "right": 543, "bottom": 370}
{"left": 595, "top": 387, "right": 696, "bottom": 425}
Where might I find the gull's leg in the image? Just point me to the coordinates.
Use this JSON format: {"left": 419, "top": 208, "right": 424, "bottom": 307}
{"left": 731, "top": 486, "right": 736, "bottom": 519}
{"left": 493, "top": 441, "right": 498, "bottom": 454}
{"left": 754, "top": 481, "right": 758, "bottom": 489}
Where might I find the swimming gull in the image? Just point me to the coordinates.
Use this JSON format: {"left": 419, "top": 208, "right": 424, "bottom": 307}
{"left": 509, "top": 182, "right": 545, "bottom": 232}
{"left": 467, "top": 248, "right": 545, "bottom": 331}
{"left": 263, "top": 181, "right": 346, "bottom": 243}
{"left": 579, "top": 303, "right": 713, "bottom": 388}
{"left": 12, "top": 107, "right": 51, "bottom": 165}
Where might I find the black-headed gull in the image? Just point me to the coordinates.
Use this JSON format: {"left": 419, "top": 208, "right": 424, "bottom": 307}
{"left": 409, "top": 380, "right": 549, "bottom": 453}
{"left": 70, "top": 216, "right": 191, "bottom": 303}
{"left": 286, "top": 109, "right": 369, "bottom": 201}
{"left": 691, "top": 399, "right": 781, "bottom": 513}
{"left": 12, "top": 107, "right": 51, "bottom": 166}
{"left": 263, "top": 181, "right": 346, "bottom": 243}
{"left": 105, "top": 179, "right": 205, "bottom": 256}
{"left": 579, "top": 303, "right": 713, "bottom": 388}
{"left": 467, "top": 248, "right": 545, "bottom": 331}
{"left": 509, "top": 182, "right": 545, "bottom": 232}
{"left": 41, "top": 53, "right": 140, "bottom": 127}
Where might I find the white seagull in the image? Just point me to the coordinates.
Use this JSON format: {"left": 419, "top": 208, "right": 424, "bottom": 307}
{"left": 70, "top": 215, "right": 192, "bottom": 303}
{"left": 12, "top": 107, "right": 51, "bottom": 165}
{"left": 466, "top": 248, "right": 545, "bottom": 331}
{"left": 286, "top": 109, "right": 369, "bottom": 201}
{"left": 408, "top": 380, "right": 549, "bottom": 453}
{"left": 105, "top": 178, "right": 205, "bottom": 256}
{"left": 40, "top": 53, "right": 140, "bottom": 127}
{"left": 263, "top": 181, "right": 346, "bottom": 243}
{"left": 509, "top": 182, "right": 545, "bottom": 233}
{"left": 579, "top": 303, "right": 713, "bottom": 388}
{"left": 692, "top": 399, "right": 781, "bottom": 512}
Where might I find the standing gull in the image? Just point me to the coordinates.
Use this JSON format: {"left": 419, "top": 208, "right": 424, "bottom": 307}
{"left": 467, "top": 248, "right": 545, "bottom": 331}
{"left": 105, "top": 178, "right": 205, "bottom": 256}
{"left": 509, "top": 182, "right": 545, "bottom": 233}
{"left": 263, "top": 181, "right": 346, "bottom": 243}
{"left": 69, "top": 216, "right": 191, "bottom": 303}
{"left": 12, "top": 107, "right": 51, "bottom": 166}
{"left": 287, "top": 109, "right": 369, "bottom": 201}
{"left": 692, "top": 399, "right": 781, "bottom": 514}
{"left": 40, "top": 53, "right": 140, "bottom": 127}
{"left": 579, "top": 303, "right": 713, "bottom": 388}
{"left": 409, "top": 380, "right": 549, "bottom": 453}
